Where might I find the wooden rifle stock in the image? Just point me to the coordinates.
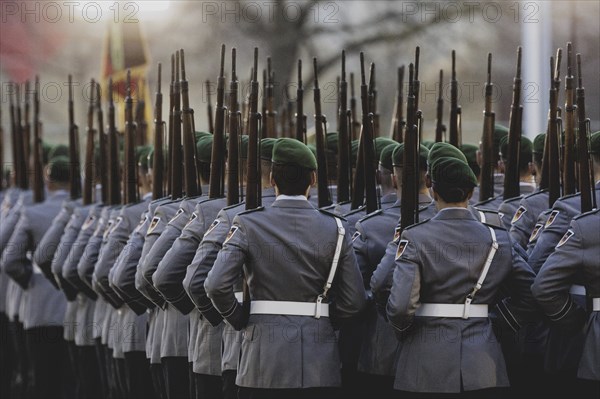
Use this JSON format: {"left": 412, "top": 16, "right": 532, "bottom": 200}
{"left": 435, "top": 69, "right": 445, "bottom": 142}
{"left": 15, "top": 85, "right": 27, "bottom": 189}
{"left": 227, "top": 48, "right": 241, "bottom": 206}
{"left": 265, "top": 57, "right": 277, "bottom": 138}
{"left": 166, "top": 55, "right": 175, "bottom": 195}
{"left": 480, "top": 53, "right": 496, "bottom": 202}
{"left": 179, "top": 49, "right": 200, "bottom": 197}
{"left": 295, "top": 60, "right": 305, "bottom": 143}
{"left": 124, "top": 70, "right": 138, "bottom": 204}
{"left": 401, "top": 63, "right": 418, "bottom": 231}
{"left": 313, "top": 58, "right": 332, "bottom": 208}
{"left": 33, "top": 77, "right": 44, "bottom": 202}
{"left": 209, "top": 45, "right": 227, "bottom": 198}
{"left": 337, "top": 50, "right": 351, "bottom": 203}
{"left": 23, "top": 81, "right": 31, "bottom": 185}
{"left": 171, "top": 52, "right": 183, "bottom": 198}
{"left": 135, "top": 82, "right": 147, "bottom": 146}
{"left": 350, "top": 73, "right": 360, "bottom": 141}
{"left": 359, "top": 57, "right": 378, "bottom": 212}
{"left": 9, "top": 86, "right": 20, "bottom": 188}
{"left": 68, "top": 75, "right": 81, "bottom": 199}
{"left": 392, "top": 66, "right": 405, "bottom": 143}
{"left": 449, "top": 50, "right": 460, "bottom": 147}
{"left": 368, "top": 63, "right": 380, "bottom": 138}
{"left": 562, "top": 43, "right": 576, "bottom": 195}
{"left": 503, "top": 47, "right": 523, "bottom": 200}
{"left": 547, "top": 50, "right": 562, "bottom": 206}
{"left": 83, "top": 79, "right": 96, "bottom": 205}
{"left": 206, "top": 80, "right": 214, "bottom": 134}
{"left": 152, "top": 63, "right": 165, "bottom": 199}
{"left": 246, "top": 48, "right": 261, "bottom": 210}
{"left": 575, "top": 53, "right": 595, "bottom": 212}
{"left": 107, "top": 78, "right": 121, "bottom": 205}
{"left": 96, "top": 83, "right": 108, "bottom": 203}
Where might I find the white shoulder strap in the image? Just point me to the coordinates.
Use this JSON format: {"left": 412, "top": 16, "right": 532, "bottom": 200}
{"left": 315, "top": 217, "right": 345, "bottom": 319}
{"left": 463, "top": 226, "right": 498, "bottom": 319}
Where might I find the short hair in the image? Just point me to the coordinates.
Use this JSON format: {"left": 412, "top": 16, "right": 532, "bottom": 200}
{"left": 198, "top": 161, "right": 211, "bottom": 184}
{"left": 271, "top": 163, "right": 313, "bottom": 196}
{"left": 433, "top": 183, "right": 473, "bottom": 203}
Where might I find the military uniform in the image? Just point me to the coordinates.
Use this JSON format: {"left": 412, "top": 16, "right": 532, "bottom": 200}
{"left": 508, "top": 190, "right": 550, "bottom": 250}
{"left": 532, "top": 209, "right": 600, "bottom": 396}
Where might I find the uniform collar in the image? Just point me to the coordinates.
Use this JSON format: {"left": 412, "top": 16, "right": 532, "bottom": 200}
{"left": 380, "top": 192, "right": 397, "bottom": 205}
{"left": 432, "top": 206, "right": 476, "bottom": 221}
{"left": 275, "top": 194, "right": 308, "bottom": 201}
{"left": 271, "top": 197, "right": 315, "bottom": 209}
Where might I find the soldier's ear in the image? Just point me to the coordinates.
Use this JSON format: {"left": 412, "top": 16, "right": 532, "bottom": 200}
{"left": 270, "top": 172, "right": 276, "bottom": 188}
{"left": 310, "top": 170, "right": 317, "bottom": 187}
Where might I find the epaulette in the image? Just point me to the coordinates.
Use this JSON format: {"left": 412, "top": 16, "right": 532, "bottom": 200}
{"left": 320, "top": 203, "right": 338, "bottom": 211}
{"left": 197, "top": 197, "right": 224, "bottom": 205}
{"left": 573, "top": 208, "right": 600, "bottom": 220}
{"left": 223, "top": 201, "right": 245, "bottom": 211}
{"left": 357, "top": 208, "right": 384, "bottom": 223}
{"left": 151, "top": 195, "right": 172, "bottom": 204}
{"left": 475, "top": 195, "right": 502, "bottom": 207}
{"left": 502, "top": 195, "right": 523, "bottom": 205}
{"left": 344, "top": 205, "right": 365, "bottom": 217}
{"left": 403, "top": 218, "right": 432, "bottom": 231}
{"left": 318, "top": 208, "right": 347, "bottom": 221}
{"left": 523, "top": 189, "right": 547, "bottom": 200}
{"left": 482, "top": 221, "right": 507, "bottom": 231}
{"left": 238, "top": 206, "right": 264, "bottom": 216}
{"left": 557, "top": 192, "right": 580, "bottom": 202}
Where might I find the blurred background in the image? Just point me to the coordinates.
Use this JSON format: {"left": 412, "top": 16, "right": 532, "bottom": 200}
{"left": 1, "top": 0, "right": 598, "bottom": 160}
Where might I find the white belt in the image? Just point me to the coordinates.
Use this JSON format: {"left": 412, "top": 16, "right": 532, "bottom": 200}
{"left": 250, "top": 300, "right": 329, "bottom": 318}
{"left": 593, "top": 298, "right": 600, "bottom": 312}
{"left": 415, "top": 303, "right": 489, "bottom": 318}
{"left": 569, "top": 285, "right": 586, "bottom": 296}
{"left": 234, "top": 292, "right": 243, "bottom": 303}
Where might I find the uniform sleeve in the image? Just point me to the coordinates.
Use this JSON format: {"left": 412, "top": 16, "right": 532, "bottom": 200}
{"left": 352, "top": 220, "right": 372, "bottom": 290}
{"left": 2, "top": 212, "right": 33, "bottom": 289}
{"left": 76, "top": 233, "right": 102, "bottom": 300}
{"left": 509, "top": 199, "right": 536, "bottom": 250}
{"left": 527, "top": 205, "right": 573, "bottom": 272}
{"left": 370, "top": 239, "right": 399, "bottom": 308}
{"left": 183, "top": 210, "right": 232, "bottom": 326}
{"left": 92, "top": 220, "right": 129, "bottom": 308}
{"left": 531, "top": 219, "right": 587, "bottom": 328}
{"left": 385, "top": 230, "right": 421, "bottom": 335}
{"left": 135, "top": 228, "right": 166, "bottom": 308}
{"left": 204, "top": 215, "right": 248, "bottom": 330}
{"left": 32, "top": 207, "right": 70, "bottom": 288}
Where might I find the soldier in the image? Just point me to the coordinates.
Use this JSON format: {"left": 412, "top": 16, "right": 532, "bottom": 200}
{"left": 353, "top": 142, "right": 433, "bottom": 398}
{"left": 205, "top": 138, "right": 366, "bottom": 398}
{"left": 372, "top": 153, "right": 537, "bottom": 396}
{"left": 472, "top": 124, "right": 509, "bottom": 201}
{"left": 508, "top": 133, "right": 548, "bottom": 249}
{"left": 532, "top": 209, "right": 600, "bottom": 398}
{"left": 2, "top": 157, "right": 71, "bottom": 399}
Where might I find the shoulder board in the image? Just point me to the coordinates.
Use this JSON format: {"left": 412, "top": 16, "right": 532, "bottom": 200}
{"left": 482, "top": 221, "right": 507, "bottom": 231}
{"left": 150, "top": 195, "right": 172, "bottom": 204}
{"left": 223, "top": 201, "right": 244, "bottom": 211}
{"left": 523, "top": 189, "right": 547, "bottom": 200}
{"left": 573, "top": 208, "right": 600, "bottom": 220}
{"left": 320, "top": 203, "right": 337, "bottom": 211}
{"left": 558, "top": 192, "right": 580, "bottom": 202}
{"left": 238, "top": 206, "right": 265, "bottom": 216}
{"left": 503, "top": 195, "right": 523, "bottom": 204}
{"left": 404, "top": 218, "right": 431, "bottom": 231}
{"left": 318, "top": 208, "right": 347, "bottom": 221}
{"left": 344, "top": 205, "right": 365, "bottom": 217}
{"left": 358, "top": 209, "right": 384, "bottom": 223}
{"left": 476, "top": 195, "right": 501, "bottom": 206}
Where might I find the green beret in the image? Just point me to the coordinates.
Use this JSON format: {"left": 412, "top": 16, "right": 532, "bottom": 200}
{"left": 195, "top": 131, "right": 212, "bottom": 141}
{"left": 47, "top": 156, "right": 71, "bottom": 183}
{"left": 431, "top": 157, "right": 478, "bottom": 188}
{"left": 459, "top": 144, "right": 480, "bottom": 177}
{"left": 391, "top": 143, "right": 429, "bottom": 170}
{"left": 326, "top": 132, "right": 338, "bottom": 155}
{"left": 196, "top": 135, "right": 213, "bottom": 163}
{"left": 533, "top": 134, "right": 546, "bottom": 154}
{"left": 499, "top": 136, "right": 533, "bottom": 169}
{"left": 421, "top": 140, "right": 435, "bottom": 149}
{"left": 307, "top": 143, "right": 317, "bottom": 158}
{"left": 42, "top": 142, "right": 53, "bottom": 164}
{"left": 48, "top": 144, "right": 69, "bottom": 160}
{"left": 379, "top": 143, "right": 400, "bottom": 171}
{"left": 374, "top": 138, "right": 397, "bottom": 160}
{"left": 590, "top": 131, "right": 600, "bottom": 154}
{"left": 260, "top": 138, "right": 276, "bottom": 161}
{"left": 136, "top": 145, "right": 153, "bottom": 169}
{"left": 428, "top": 142, "right": 467, "bottom": 166}
{"left": 493, "top": 124, "right": 509, "bottom": 159}
{"left": 272, "top": 138, "right": 317, "bottom": 170}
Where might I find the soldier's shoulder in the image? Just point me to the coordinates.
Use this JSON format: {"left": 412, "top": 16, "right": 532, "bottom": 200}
{"left": 523, "top": 189, "right": 547, "bottom": 200}
{"left": 573, "top": 208, "right": 600, "bottom": 221}
{"left": 238, "top": 206, "right": 265, "bottom": 216}
{"left": 357, "top": 209, "right": 384, "bottom": 224}
{"left": 344, "top": 205, "right": 365, "bottom": 217}
{"left": 318, "top": 208, "right": 347, "bottom": 222}
{"left": 502, "top": 195, "right": 523, "bottom": 205}
{"left": 482, "top": 221, "right": 507, "bottom": 231}
{"left": 404, "top": 218, "right": 432, "bottom": 232}
{"left": 223, "top": 201, "right": 245, "bottom": 211}
{"left": 475, "top": 195, "right": 501, "bottom": 207}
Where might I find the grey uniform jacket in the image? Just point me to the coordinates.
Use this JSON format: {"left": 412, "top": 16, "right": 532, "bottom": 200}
{"left": 532, "top": 209, "right": 600, "bottom": 381}
{"left": 343, "top": 193, "right": 397, "bottom": 237}
{"left": 373, "top": 208, "right": 537, "bottom": 393}
{"left": 509, "top": 190, "right": 549, "bottom": 249}
{"left": 205, "top": 198, "right": 367, "bottom": 389}
{"left": 76, "top": 206, "right": 108, "bottom": 299}
{"left": 528, "top": 183, "right": 600, "bottom": 273}
{"left": 3, "top": 190, "right": 70, "bottom": 330}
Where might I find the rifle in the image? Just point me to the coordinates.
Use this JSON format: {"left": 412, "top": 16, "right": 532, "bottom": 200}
{"left": 124, "top": 70, "right": 138, "bottom": 204}
{"left": 23, "top": 81, "right": 31, "bottom": 183}
{"left": 206, "top": 80, "right": 214, "bottom": 134}
{"left": 337, "top": 50, "right": 351, "bottom": 203}
{"left": 96, "top": 83, "right": 108, "bottom": 203}
{"left": 295, "top": 60, "right": 305, "bottom": 143}
{"left": 547, "top": 50, "right": 562, "bottom": 206}
{"left": 479, "top": 53, "right": 496, "bottom": 202}
{"left": 392, "top": 66, "right": 405, "bottom": 143}
{"left": 135, "top": 80, "right": 147, "bottom": 146}
{"left": 227, "top": 48, "right": 241, "bottom": 205}
{"left": 286, "top": 86, "right": 294, "bottom": 138}
{"left": 152, "top": 63, "right": 165, "bottom": 199}
{"left": 350, "top": 72, "right": 360, "bottom": 141}
{"left": 15, "top": 85, "right": 27, "bottom": 189}
{"left": 449, "top": 50, "right": 460, "bottom": 147}
{"left": 180, "top": 48, "right": 200, "bottom": 197}
{"left": 435, "top": 69, "right": 446, "bottom": 142}
{"left": 83, "top": 79, "right": 96, "bottom": 205}
{"left": 246, "top": 48, "right": 261, "bottom": 210}
{"left": 209, "top": 45, "right": 227, "bottom": 198}
{"left": 166, "top": 55, "right": 175, "bottom": 195}
{"left": 265, "top": 57, "right": 277, "bottom": 138}
{"left": 68, "top": 75, "right": 81, "bottom": 199}
{"left": 400, "top": 63, "right": 419, "bottom": 231}
{"left": 503, "top": 47, "right": 523, "bottom": 200}
{"left": 413, "top": 47, "right": 421, "bottom": 141}
{"left": 562, "top": 42, "right": 576, "bottom": 195}
{"left": 313, "top": 58, "right": 332, "bottom": 208}
{"left": 368, "top": 63, "right": 380, "bottom": 137}
{"left": 107, "top": 78, "right": 121, "bottom": 205}
{"left": 32, "top": 77, "right": 44, "bottom": 202}
{"left": 9, "top": 85, "right": 19, "bottom": 188}
{"left": 171, "top": 52, "right": 183, "bottom": 198}
{"left": 575, "top": 53, "right": 595, "bottom": 212}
